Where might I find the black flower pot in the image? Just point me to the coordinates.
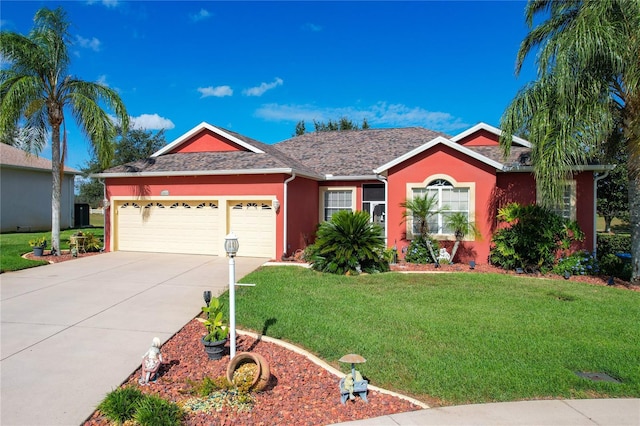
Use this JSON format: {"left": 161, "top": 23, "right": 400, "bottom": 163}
{"left": 32, "top": 246, "right": 45, "bottom": 257}
{"left": 202, "top": 337, "right": 227, "bottom": 360}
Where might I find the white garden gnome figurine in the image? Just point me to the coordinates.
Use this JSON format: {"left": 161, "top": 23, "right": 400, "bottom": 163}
{"left": 139, "top": 337, "right": 163, "bottom": 385}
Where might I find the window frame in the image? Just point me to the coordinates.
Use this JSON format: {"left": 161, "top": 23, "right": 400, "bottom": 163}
{"left": 536, "top": 180, "right": 577, "bottom": 221}
{"left": 319, "top": 186, "right": 356, "bottom": 222}
{"left": 405, "top": 175, "right": 476, "bottom": 240}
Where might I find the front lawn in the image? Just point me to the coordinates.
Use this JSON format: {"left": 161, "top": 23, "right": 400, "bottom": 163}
{"left": 0, "top": 227, "right": 104, "bottom": 273}
{"left": 230, "top": 266, "right": 640, "bottom": 405}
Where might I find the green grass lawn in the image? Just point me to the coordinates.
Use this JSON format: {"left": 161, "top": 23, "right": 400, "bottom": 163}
{"left": 0, "top": 227, "right": 104, "bottom": 273}
{"left": 229, "top": 266, "right": 640, "bottom": 406}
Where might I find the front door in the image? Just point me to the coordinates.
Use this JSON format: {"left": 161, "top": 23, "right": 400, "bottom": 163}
{"left": 362, "top": 184, "right": 386, "bottom": 237}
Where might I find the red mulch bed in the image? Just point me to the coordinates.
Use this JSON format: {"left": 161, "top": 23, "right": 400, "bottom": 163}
{"left": 83, "top": 320, "right": 422, "bottom": 426}
{"left": 24, "top": 249, "right": 102, "bottom": 263}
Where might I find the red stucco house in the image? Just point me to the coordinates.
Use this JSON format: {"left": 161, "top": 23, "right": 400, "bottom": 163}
{"left": 96, "top": 122, "right": 610, "bottom": 263}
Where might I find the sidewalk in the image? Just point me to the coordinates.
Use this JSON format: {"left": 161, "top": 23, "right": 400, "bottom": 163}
{"left": 336, "top": 398, "right": 640, "bottom": 425}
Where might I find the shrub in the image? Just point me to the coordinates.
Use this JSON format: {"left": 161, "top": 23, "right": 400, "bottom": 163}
{"left": 307, "top": 210, "right": 388, "bottom": 275}
{"left": 404, "top": 237, "right": 439, "bottom": 264}
{"left": 489, "top": 203, "right": 584, "bottom": 272}
{"left": 553, "top": 250, "right": 599, "bottom": 276}
{"left": 597, "top": 234, "right": 632, "bottom": 280}
{"left": 133, "top": 395, "right": 183, "bottom": 426}
{"left": 98, "top": 387, "right": 145, "bottom": 424}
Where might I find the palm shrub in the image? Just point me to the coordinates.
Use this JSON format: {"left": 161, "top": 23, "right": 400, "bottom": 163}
{"left": 489, "top": 203, "right": 584, "bottom": 272}
{"left": 400, "top": 193, "right": 441, "bottom": 263}
{"left": 306, "top": 210, "right": 388, "bottom": 275}
{"left": 444, "top": 212, "right": 481, "bottom": 263}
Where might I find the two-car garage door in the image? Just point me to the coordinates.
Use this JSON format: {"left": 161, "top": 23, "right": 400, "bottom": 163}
{"left": 115, "top": 199, "right": 275, "bottom": 258}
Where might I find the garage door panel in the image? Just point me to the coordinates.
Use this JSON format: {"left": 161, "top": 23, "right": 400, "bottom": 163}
{"left": 116, "top": 201, "right": 219, "bottom": 255}
{"left": 229, "top": 202, "right": 275, "bottom": 258}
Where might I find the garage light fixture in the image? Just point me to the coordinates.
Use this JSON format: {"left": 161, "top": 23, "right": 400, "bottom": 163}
{"left": 273, "top": 198, "right": 280, "bottom": 212}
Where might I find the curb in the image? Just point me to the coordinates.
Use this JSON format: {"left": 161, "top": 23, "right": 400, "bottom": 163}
{"left": 237, "top": 329, "right": 430, "bottom": 409}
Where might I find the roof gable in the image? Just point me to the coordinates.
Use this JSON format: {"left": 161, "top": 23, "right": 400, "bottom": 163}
{"left": 451, "top": 122, "right": 532, "bottom": 148}
{"left": 152, "top": 122, "right": 265, "bottom": 157}
{"left": 374, "top": 136, "right": 505, "bottom": 174}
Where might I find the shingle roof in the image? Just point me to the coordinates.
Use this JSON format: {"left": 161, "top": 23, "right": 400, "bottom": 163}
{"left": 0, "top": 143, "right": 80, "bottom": 173}
{"left": 100, "top": 125, "right": 526, "bottom": 178}
{"left": 276, "top": 127, "right": 450, "bottom": 176}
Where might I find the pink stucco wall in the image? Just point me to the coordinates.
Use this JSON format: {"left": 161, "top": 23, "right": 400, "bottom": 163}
{"left": 168, "top": 129, "right": 244, "bottom": 154}
{"left": 285, "top": 177, "right": 318, "bottom": 256}
{"left": 387, "top": 144, "right": 498, "bottom": 264}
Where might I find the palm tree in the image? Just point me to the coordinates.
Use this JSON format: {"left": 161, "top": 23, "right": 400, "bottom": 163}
{"left": 444, "top": 212, "right": 481, "bottom": 263}
{"left": 500, "top": 0, "right": 640, "bottom": 282}
{"left": 400, "top": 193, "right": 441, "bottom": 263}
{"left": 0, "top": 7, "right": 129, "bottom": 254}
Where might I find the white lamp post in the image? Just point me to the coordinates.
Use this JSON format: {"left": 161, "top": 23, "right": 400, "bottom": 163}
{"left": 224, "top": 232, "right": 239, "bottom": 358}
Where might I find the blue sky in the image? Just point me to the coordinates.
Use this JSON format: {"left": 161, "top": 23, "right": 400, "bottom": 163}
{"left": 1, "top": 1, "right": 537, "bottom": 170}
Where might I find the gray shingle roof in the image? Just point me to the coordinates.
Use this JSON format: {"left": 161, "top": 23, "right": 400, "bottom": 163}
{"left": 101, "top": 125, "right": 523, "bottom": 178}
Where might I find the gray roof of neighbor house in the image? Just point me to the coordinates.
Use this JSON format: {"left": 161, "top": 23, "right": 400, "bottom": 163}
{"left": 0, "top": 143, "right": 80, "bottom": 173}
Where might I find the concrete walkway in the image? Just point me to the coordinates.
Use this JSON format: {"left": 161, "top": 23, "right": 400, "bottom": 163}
{"left": 0, "top": 252, "right": 266, "bottom": 426}
{"left": 336, "top": 398, "right": 640, "bottom": 425}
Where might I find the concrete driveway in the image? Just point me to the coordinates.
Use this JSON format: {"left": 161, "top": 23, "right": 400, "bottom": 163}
{"left": 0, "top": 251, "right": 267, "bottom": 426}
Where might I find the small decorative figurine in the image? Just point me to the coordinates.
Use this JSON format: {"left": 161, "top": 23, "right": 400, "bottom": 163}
{"left": 139, "top": 337, "right": 163, "bottom": 385}
{"left": 438, "top": 247, "right": 451, "bottom": 263}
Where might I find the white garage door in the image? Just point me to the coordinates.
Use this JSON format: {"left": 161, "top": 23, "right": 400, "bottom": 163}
{"left": 116, "top": 200, "right": 219, "bottom": 255}
{"left": 228, "top": 201, "right": 276, "bottom": 258}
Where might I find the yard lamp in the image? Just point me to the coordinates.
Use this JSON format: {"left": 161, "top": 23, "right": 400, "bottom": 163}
{"left": 224, "top": 232, "right": 239, "bottom": 358}
{"left": 203, "top": 291, "right": 212, "bottom": 306}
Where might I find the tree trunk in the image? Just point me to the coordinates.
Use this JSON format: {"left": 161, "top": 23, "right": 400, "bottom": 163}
{"left": 50, "top": 123, "right": 61, "bottom": 255}
{"left": 603, "top": 216, "right": 613, "bottom": 233}
{"left": 629, "top": 173, "right": 640, "bottom": 283}
{"left": 450, "top": 240, "right": 461, "bottom": 263}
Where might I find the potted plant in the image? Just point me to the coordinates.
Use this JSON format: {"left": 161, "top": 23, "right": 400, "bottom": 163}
{"left": 197, "top": 296, "right": 229, "bottom": 360}
{"left": 29, "top": 236, "right": 47, "bottom": 257}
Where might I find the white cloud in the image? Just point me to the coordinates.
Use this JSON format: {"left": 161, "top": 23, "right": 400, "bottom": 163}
{"left": 130, "top": 114, "right": 175, "bottom": 130}
{"left": 190, "top": 8, "right": 212, "bottom": 22}
{"left": 86, "top": 0, "right": 119, "bottom": 8}
{"left": 254, "top": 102, "right": 468, "bottom": 132}
{"left": 302, "top": 23, "right": 322, "bottom": 32}
{"left": 198, "top": 85, "right": 233, "bottom": 98}
{"left": 75, "top": 35, "right": 101, "bottom": 52}
{"left": 96, "top": 75, "right": 108, "bottom": 86}
{"left": 243, "top": 78, "right": 283, "bottom": 97}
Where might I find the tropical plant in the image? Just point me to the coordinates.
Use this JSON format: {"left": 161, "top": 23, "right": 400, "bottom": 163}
{"left": 400, "top": 193, "right": 441, "bottom": 263}
{"left": 444, "top": 212, "right": 481, "bottom": 263}
{"left": 404, "top": 236, "right": 440, "bottom": 264}
{"left": 306, "top": 210, "right": 388, "bottom": 275}
{"left": 489, "top": 203, "right": 584, "bottom": 272}
{"left": 0, "top": 7, "right": 129, "bottom": 255}
{"left": 499, "top": 0, "right": 640, "bottom": 282}
{"left": 198, "top": 297, "right": 229, "bottom": 342}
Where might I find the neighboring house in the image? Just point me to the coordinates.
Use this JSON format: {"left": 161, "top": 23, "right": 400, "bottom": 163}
{"left": 0, "top": 143, "right": 79, "bottom": 233}
{"left": 95, "top": 122, "right": 611, "bottom": 262}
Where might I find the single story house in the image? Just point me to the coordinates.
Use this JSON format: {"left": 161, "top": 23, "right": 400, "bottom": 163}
{"left": 95, "top": 122, "right": 611, "bottom": 263}
{"left": 0, "top": 143, "right": 78, "bottom": 233}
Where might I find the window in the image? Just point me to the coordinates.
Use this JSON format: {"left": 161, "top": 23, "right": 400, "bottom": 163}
{"left": 320, "top": 188, "right": 354, "bottom": 221}
{"left": 412, "top": 179, "right": 469, "bottom": 235}
{"left": 538, "top": 181, "right": 576, "bottom": 220}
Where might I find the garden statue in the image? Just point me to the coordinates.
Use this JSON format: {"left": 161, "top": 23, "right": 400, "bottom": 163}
{"left": 438, "top": 248, "right": 451, "bottom": 264}
{"left": 139, "top": 337, "right": 163, "bottom": 385}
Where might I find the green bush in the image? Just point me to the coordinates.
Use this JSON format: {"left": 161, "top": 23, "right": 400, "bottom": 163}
{"left": 404, "top": 237, "right": 439, "bottom": 264}
{"left": 307, "top": 210, "right": 389, "bottom": 275}
{"left": 489, "top": 203, "right": 584, "bottom": 272}
{"left": 133, "top": 395, "right": 183, "bottom": 426}
{"left": 597, "top": 234, "right": 632, "bottom": 280}
{"left": 553, "top": 250, "right": 599, "bottom": 276}
{"left": 98, "top": 387, "right": 145, "bottom": 424}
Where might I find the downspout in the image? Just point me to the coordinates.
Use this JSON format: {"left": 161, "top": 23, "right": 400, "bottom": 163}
{"left": 375, "top": 174, "right": 388, "bottom": 245}
{"left": 99, "top": 178, "right": 107, "bottom": 252}
{"left": 283, "top": 172, "right": 296, "bottom": 259}
{"left": 593, "top": 170, "right": 610, "bottom": 254}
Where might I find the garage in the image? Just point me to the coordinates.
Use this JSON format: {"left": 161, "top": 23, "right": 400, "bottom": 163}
{"left": 228, "top": 200, "right": 276, "bottom": 258}
{"left": 114, "top": 198, "right": 276, "bottom": 258}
